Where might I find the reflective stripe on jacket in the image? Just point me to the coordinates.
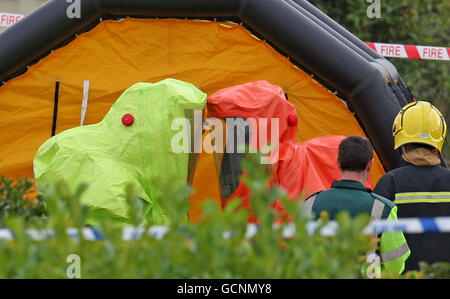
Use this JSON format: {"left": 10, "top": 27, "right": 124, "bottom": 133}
{"left": 305, "top": 180, "right": 410, "bottom": 275}
{"left": 374, "top": 163, "right": 450, "bottom": 270}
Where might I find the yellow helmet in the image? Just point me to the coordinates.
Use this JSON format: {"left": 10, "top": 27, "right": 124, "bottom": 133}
{"left": 392, "top": 101, "right": 447, "bottom": 151}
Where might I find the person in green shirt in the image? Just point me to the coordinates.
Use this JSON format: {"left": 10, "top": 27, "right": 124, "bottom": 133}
{"left": 304, "top": 136, "right": 410, "bottom": 276}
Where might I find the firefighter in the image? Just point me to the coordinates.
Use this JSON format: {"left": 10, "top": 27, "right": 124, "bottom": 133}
{"left": 304, "top": 136, "right": 410, "bottom": 276}
{"left": 374, "top": 101, "right": 450, "bottom": 271}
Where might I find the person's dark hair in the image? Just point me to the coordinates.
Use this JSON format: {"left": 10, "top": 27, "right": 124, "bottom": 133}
{"left": 338, "top": 136, "right": 373, "bottom": 172}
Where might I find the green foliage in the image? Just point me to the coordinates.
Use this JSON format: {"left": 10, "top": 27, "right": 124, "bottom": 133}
{"left": 405, "top": 262, "right": 450, "bottom": 279}
{"left": 0, "top": 175, "right": 46, "bottom": 227}
{"left": 1, "top": 1, "right": 449, "bottom": 278}
{"left": 0, "top": 154, "right": 448, "bottom": 278}
{"left": 309, "top": 0, "right": 450, "bottom": 158}
{"left": 0, "top": 154, "right": 373, "bottom": 279}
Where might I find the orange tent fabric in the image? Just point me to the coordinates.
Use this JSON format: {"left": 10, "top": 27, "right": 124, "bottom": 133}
{"left": 0, "top": 19, "right": 384, "bottom": 220}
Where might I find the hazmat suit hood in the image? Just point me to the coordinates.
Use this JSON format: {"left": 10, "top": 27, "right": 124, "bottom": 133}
{"left": 34, "top": 78, "right": 207, "bottom": 225}
{"left": 207, "top": 80, "right": 298, "bottom": 153}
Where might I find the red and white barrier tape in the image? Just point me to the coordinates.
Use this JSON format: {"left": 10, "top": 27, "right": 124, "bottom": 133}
{"left": 0, "top": 12, "right": 24, "bottom": 27}
{"left": 366, "top": 42, "right": 450, "bottom": 61}
{"left": 1, "top": 12, "right": 449, "bottom": 62}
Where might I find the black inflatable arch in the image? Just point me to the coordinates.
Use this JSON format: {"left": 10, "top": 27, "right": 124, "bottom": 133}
{"left": 0, "top": 0, "right": 421, "bottom": 170}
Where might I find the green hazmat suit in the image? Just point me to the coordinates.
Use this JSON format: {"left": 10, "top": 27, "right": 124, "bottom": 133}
{"left": 34, "top": 78, "right": 207, "bottom": 226}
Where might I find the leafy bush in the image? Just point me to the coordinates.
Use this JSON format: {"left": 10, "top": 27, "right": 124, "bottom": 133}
{"left": 0, "top": 175, "right": 46, "bottom": 227}
{"left": 0, "top": 154, "right": 448, "bottom": 278}
{"left": 404, "top": 262, "right": 450, "bottom": 279}
{"left": 0, "top": 154, "right": 373, "bottom": 279}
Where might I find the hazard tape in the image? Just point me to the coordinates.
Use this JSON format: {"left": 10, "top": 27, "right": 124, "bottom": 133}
{"left": 1, "top": 12, "right": 447, "bottom": 61}
{"left": 0, "top": 12, "right": 24, "bottom": 27}
{"left": 1, "top": 10, "right": 448, "bottom": 61}
{"left": 366, "top": 42, "right": 450, "bottom": 61}
{"left": 0, "top": 217, "right": 449, "bottom": 241}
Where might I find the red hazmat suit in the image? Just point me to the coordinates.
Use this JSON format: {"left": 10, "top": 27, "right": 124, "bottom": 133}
{"left": 207, "top": 80, "right": 373, "bottom": 223}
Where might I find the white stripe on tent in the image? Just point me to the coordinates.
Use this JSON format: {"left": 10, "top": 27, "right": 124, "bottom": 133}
{"left": 80, "top": 80, "right": 90, "bottom": 126}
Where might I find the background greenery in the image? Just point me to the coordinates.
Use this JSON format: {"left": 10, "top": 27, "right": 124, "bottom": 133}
{"left": 0, "top": 155, "right": 374, "bottom": 279}
{"left": 1, "top": 155, "right": 449, "bottom": 278}
{"left": 309, "top": 0, "right": 450, "bottom": 158}
{"left": 0, "top": 176, "right": 46, "bottom": 227}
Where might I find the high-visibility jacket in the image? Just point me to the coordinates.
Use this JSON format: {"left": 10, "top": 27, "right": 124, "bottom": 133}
{"left": 304, "top": 180, "right": 410, "bottom": 276}
{"left": 374, "top": 162, "right": 450, "bottom": 270}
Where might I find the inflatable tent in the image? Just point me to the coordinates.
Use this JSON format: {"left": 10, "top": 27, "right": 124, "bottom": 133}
{"left": 0, "top": 0, "right": 417, "bottom": 219}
